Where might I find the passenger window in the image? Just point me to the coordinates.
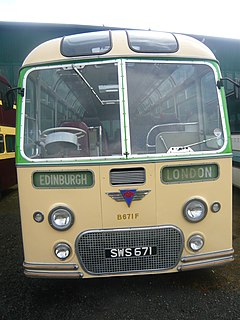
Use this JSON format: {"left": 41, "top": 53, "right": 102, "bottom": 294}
{"left": 6, "top": 135, "right": 15, "bottom": 152}
{"left": 0, "top": 134, "right": 4, "bottom": 153}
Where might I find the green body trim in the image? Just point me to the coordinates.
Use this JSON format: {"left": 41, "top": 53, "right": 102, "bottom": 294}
{"left": 119, "top": 60, "right": 129, "bottom": 156}
{"left": 16, "top": 68, "right": 27, "bottom": 165}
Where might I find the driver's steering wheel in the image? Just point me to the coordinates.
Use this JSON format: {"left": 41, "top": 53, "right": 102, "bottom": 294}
{"left": 41, "top": 127, "right": 87, "bottom": 140}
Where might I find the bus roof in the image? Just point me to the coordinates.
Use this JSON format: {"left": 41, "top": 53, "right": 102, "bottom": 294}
{"left": 22, "top": 30, "right": 217, "bottom": 67}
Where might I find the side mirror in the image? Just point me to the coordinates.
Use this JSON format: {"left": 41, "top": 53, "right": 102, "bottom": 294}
{"left": 217, "top": 77, "right": 240, "bottom": 100}
{"left": 5, "top": 89, "right": 15, "bottom": 110}
{"left": 234, "top": 84, "right": 240, "bottom": 100}
{"left": 5, "top": 87, "right": 24, "bottom": 110}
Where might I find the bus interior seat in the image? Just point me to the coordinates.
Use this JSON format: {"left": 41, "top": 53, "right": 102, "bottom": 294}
{"left": 156, "top": 131, "right": 200, "bottom": 153}
{"left": 83, "top": 117, "right": 109, "bottom": 156}
{"left": 60, "top": 121, "right": 89, "bottom": 156}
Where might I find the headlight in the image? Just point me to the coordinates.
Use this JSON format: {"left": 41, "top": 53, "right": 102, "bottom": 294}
{"left": 183, "top": 199, "right": 207, "bottom": 223}
{"left": 49, "top": 206, "right": 74, "bottom": 231}
{"left": 188, "top": 234, "right": 204, "bottom": 252}
{"left": 54, "top": 243, "right": 71, "bottom": 260}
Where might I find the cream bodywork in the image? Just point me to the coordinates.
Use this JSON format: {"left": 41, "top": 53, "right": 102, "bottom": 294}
{"left": 22, "top": 31, "right": 216, "bottom": 67}
{"left": 18, "top": 157, "right": 233, "bottom": 278}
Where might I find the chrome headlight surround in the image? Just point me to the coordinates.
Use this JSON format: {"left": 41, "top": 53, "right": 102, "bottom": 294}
{"left": 49, "top": 206, "right": 74, "bottom": 231}
{"left": 188, "top": 234, "right": 204, "bottom": 252}
{"left": 54, "top": 243, "right": 71, "bottom": 260}
{"left": 211, "top": 201, "right": 221, "bottom": 213}
{"left": 183, "top": 199, "right": 207, "bottom": 223}
{"left": 33, "top": 211, "right": 44, "bottom": 223}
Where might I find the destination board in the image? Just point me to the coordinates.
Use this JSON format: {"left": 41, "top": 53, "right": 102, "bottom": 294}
{"left": 161, "top": 164, "right": 219, "bottom": 184}
{"left": 33, "top": 171, "right": 93, "bottom": 188}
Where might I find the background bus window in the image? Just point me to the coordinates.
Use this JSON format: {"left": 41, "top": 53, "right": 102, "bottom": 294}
{"left": 5, "top": 135, "right": 15, "bottom": 152}
{"left": 0, "top": 134, "right": 4, "bottom": 153}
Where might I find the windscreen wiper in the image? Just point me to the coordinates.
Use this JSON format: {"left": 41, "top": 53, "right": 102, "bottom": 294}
{"left": 167, "top": 136, "right": 222, "bottom": 153}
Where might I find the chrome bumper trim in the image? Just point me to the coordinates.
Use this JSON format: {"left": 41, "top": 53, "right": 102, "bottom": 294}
{"left": 181, "top": 248, "right": 234, "bottom": 263}
{"left": 178, "top": 255, "right": 234, "bottom": 272}
{"left": 23, "top": 262, "right": 79, "bottom": 271}
{"left": 24, "top": 269, "right": 83, "bottom": 279}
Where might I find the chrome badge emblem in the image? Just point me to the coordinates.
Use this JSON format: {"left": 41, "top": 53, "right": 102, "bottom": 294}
{"left": 106, "top": 189, "right": 151, "bottom": 207}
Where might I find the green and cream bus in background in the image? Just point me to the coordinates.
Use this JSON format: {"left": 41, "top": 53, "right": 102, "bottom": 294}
{"left": 15, "top": 30, "right": 234, "bottom": 278}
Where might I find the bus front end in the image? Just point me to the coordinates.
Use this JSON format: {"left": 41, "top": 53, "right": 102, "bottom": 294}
{"left": 16, "top": 30, "right": 234, "bottom": 278}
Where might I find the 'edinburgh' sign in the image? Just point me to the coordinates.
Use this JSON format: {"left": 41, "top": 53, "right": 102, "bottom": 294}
{"left": 33, "top": 171, "right": 93, "bottom": 188}
{"left": 161, "top": 164, "right": 219, "bottom": 184}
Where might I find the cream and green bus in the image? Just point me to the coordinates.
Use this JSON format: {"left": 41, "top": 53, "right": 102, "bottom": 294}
{"left": 16, "top": 30, "right": 234, "bottom": 278}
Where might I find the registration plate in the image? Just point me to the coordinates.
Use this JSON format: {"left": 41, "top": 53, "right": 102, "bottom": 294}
{"left": 105, "top": 246, "right": 157, "bottom": 258}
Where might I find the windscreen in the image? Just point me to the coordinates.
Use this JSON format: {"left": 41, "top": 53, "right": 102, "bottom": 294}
{"left": 22, "top": 60, "right": 224, "bottom": 160}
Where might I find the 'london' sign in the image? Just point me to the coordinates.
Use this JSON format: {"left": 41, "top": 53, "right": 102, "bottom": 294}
{"left": 33, "top": 171, "right": 93, "bottom": 188}
{"left": 161, "top": 164, "right": 219, "bottom": 184}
